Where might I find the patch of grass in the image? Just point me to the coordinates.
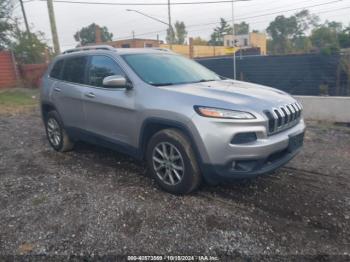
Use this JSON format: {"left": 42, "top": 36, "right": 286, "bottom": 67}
{"left": 0, "top": 88, "right": 39, "bottom": 115}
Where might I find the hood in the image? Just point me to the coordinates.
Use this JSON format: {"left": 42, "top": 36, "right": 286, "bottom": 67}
{"left": 164, "top": 80, "right": 295, "bottom": 110}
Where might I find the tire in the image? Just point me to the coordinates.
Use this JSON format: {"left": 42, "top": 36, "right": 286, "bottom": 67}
{"left": 146, "top": 128, "right": 201, "bottom": 195}
{"left": 45, "top": 111, "right": 74, "bottom": 152}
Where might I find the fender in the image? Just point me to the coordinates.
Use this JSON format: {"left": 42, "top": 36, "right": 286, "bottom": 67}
{"left": 41, "top": 102, "right": 58, "bottom": 121}
{"left": 138, "top": 117, "right": 205, "bottom": 171}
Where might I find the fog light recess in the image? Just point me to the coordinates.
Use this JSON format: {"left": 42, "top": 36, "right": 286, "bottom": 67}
{"left": 231, "top": 132, "right": 257, "bottom": 144}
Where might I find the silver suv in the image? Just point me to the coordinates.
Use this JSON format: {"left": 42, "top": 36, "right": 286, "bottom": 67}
{"left": 41, "top": 45, "right": 305, "bottom": 194}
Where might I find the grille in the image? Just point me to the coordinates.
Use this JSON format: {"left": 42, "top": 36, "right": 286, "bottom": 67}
{"left": 264, "top": 102, "right": 303, "bottom": 135}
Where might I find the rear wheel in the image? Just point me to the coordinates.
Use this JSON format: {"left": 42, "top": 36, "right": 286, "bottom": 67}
{"left": 45, "top": 111, "right": 74, "bottom": 152}
{"left": 146, "top": 129, "right": 201, "bottom": 195}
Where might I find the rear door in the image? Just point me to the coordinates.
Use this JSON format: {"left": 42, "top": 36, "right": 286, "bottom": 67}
{"left": 83, "top": 55, "right": 137, "bottom": 146}
{"left": 51, "top": 55, "right": 88, "bottom": 130}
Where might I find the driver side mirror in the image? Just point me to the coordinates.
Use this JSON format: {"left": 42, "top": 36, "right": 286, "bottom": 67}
{"left": 102, "top": 75, "right": 133, "bottom": 89}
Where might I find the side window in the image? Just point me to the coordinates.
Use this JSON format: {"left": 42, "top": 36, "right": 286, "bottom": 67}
{"left": 50, "top": 59, "right": 64, "bottom": 79}
{"left": 62, "top": 56, "right": 88, "bottom": 84}
{"left": 88, "top": 56, "right": 124, "bottom": 87}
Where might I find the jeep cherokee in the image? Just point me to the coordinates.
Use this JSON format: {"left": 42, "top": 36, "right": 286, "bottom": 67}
{"left": 40, "top": 45, "right": 305, "bottom": 194}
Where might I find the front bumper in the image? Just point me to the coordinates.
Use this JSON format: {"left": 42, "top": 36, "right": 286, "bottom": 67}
{"left": 188, "top": 115, "right": 306, "bottom": 184}
{"left": 201, "top": 137, "right": 303, "bottom": 184}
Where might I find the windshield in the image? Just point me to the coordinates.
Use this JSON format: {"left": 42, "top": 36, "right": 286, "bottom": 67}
{"left": 122, "top": 53, "right": 221, "bottom": 86}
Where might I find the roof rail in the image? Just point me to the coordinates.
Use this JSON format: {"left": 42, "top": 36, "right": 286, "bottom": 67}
{"left": 62, "top": 45, "right": 115, "bottom": 54}
{"left": 152, "top": 48, "right": 171, "bottom": 52}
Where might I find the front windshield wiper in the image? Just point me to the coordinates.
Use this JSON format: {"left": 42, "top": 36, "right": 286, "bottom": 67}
{"left": 194, "top": 79, "right": 217, "bottom": 83}
{"left": 152, "top": 79, "right": 217, "bottom": 86}
{"left": 151, "top": 83, "right": 176, "bottom": 86}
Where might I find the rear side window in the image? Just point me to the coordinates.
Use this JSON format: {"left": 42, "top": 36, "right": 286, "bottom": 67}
{"left": 87, "top": 56, "right": 124, "bottom": 87}
{"left": 62, "top": 56, "right": 88, "bottom": 84}
{"left": 50, "top": 59, "right": 64, "bottom": 79}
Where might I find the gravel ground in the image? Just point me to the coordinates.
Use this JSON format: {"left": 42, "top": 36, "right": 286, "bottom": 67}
{"left": 0, "top": 110, "right": 349, "bottom": 261}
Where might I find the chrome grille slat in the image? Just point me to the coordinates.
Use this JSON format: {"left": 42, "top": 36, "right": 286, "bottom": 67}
{"left": 291, "top": 103, "right": 298, "bottom": 119}
{"left": 265, "top": 102, "right": 303, "bottom": 135}
{"left": 271, "top": 110, "right": 279, "bottom": 132}
{"left": 295, "top": 103, "right": 301, "bottom": 118}
{"left": 287, "top": 104, "right": 295, "bottom": 121}
{"left": 281, "top": 106, "right": 290, "bottom": 123}
{"left": 277, "top": 108, "right": 285, "bottom": 126}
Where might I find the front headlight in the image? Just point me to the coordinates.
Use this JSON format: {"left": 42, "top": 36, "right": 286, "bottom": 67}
{"left": 194, "top": 106, "right": 255, "bottom": 119}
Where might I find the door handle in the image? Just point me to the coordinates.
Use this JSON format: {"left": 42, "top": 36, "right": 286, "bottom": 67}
{"left": 54, "top": 87, "right": 61, "bottom": 92}
{"left": 85, "top": 92, "right": 96, "bottom": 98}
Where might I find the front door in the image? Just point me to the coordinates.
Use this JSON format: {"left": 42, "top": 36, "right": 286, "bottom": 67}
{"left": 83, "top": 55, "right": 137, "bottom": 147}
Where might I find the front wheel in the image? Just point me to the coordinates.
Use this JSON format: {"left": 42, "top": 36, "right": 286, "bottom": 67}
{"left": 146, "top": 129, "right": 201, "bottom": 195}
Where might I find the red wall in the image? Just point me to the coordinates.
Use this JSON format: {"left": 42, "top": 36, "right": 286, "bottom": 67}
{"left": 0, "top": 51, "right": 18, "bottom": 88}
{"left": 19, "top": 63, "right": 48, "bottom": 88}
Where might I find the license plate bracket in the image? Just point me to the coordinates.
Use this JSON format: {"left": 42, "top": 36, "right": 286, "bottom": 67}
{"left": 288, "top": 132, "right": 304, "bottom": 152}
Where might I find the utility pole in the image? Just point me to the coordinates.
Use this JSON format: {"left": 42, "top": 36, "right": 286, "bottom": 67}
{"left": 19, "top": 0, "right": 30, "bottom": 36}
{"left": 231, "top": 0, "right": 236, "bottom": 80}
{"left": 230, "top": 0, "right": 250, "bottom": 80}
{"left": 95, "top": 25, "right": 102, "bottom": 43}
{"left": 167, "top": 0, "right": 173, "bottom": 50}
{"left": 47, "top": 0, "right": 61, "bottom": 54}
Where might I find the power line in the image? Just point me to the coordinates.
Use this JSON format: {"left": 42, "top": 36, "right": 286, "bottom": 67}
{"left": 44, "top": 0, "right": 344, "bottom": 31}
{"left": 24, "top": 0, "right": 347, "bottom": 49}
{"left": 39, "top": 0, "right": 258, "bottom": 6}
{"left": 119, "top": 0, "right": 344, "bottom": 37}
{"left": 183, "top": 0, "right": 344, "bottom": 29}
{"left": 113, "top": 4, "right": 350, "bottom": 40}
{"left": 60, "top": 5, "right": 350, "bottom": 48}
{"left": 180, "top": 5, "right": 350, "bottom": 34}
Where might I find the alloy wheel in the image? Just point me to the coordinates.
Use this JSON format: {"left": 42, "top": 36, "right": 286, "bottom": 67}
{"left": 47, "top": 118, "right": 61, "bottom": 147}
{"left": 152, "top": 142, "right": 185, "bottom": 186}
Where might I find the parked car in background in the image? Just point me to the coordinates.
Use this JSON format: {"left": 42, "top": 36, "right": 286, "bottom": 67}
{"left": 40, "top": 45, "right": 305, "bottom": 194}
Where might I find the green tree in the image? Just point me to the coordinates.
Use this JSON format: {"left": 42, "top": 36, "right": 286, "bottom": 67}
{"left": 310, "top": 24, "right": 340, "bottom": 54}
{"left": 166, "top": 26, "right": 175, "bottom": 44}
{"left": 234, "top": 22, "right": 249, "bottom": 35}
{"left": 267, "top": 15, "right": 298, "bottom": 54}
{"left": 339, "top": 26, "right": 350, "bottom": 48}
{"left": 294, "top": 10, "right": 319, "bottom": 37}
{"left": 326, "top": 21, "right": 343, "bottom": 33}
{"left": 267, "top": 10, "right": 319, "bottom": 54}
{"left": 293, "top": 36, "right": 313, "bottom": 53}
{"left": 209, "top": 18, "right": 231, "bottom": 45}
{"left": 12, "top": 29, "right": 50, "bottom": 64}
{"left": 192, "top": 36, "right": 208, "bottom": 46}
{"left": 167, "top": 21, "right": 187, "bottom": 44}
{"left": 74, "top": 23, "right": 113, "bottom": 46}
{"left": 0, "top": 0, "right": 13, "bottom": 50}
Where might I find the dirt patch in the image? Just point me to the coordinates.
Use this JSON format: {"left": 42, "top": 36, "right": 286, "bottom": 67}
{"left": 0, "top": 111, "right": 349, "bottom": 260}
